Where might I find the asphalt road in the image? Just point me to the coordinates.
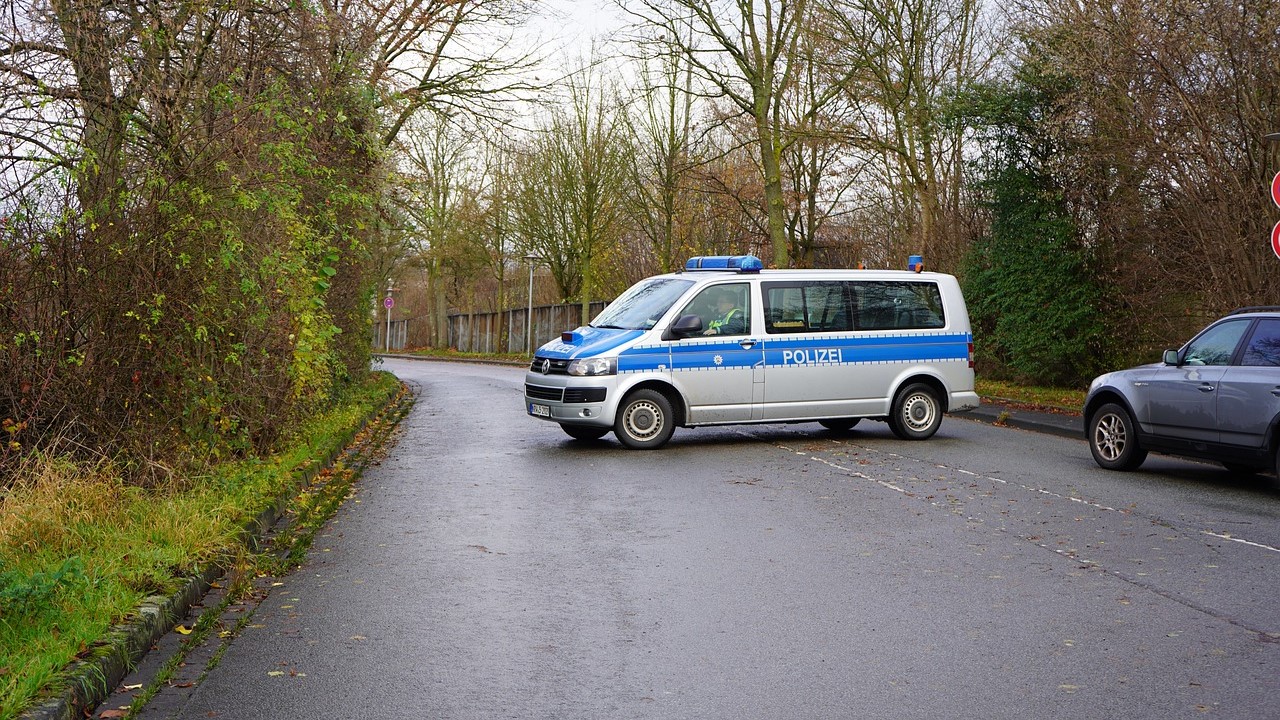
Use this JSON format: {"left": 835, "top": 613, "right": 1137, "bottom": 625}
{"left": 133, "top": 358, "right": 1280, "bottom": 720}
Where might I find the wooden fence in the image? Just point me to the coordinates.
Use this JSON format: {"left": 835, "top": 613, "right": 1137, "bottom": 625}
{"left": 371, "top": 301, "right": 609, "bottom": 354}
{"left": 445, "top": 302, "right": 608, "bottom": 354}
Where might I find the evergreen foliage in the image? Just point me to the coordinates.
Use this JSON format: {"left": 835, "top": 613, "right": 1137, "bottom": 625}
{"left": 958, "top": 68, "right": 1110, "bottom": 387}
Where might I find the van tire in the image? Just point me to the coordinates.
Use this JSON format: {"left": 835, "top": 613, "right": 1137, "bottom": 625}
{"left": 819, "top": 418, "right": 861, "bottom": 432}
{"left": 560, "top": 424, "right": 609, "bottom": 441}
{"left": 1087, "top": 402, "right": 1147, "bottom": 471}
{"left": 615, "top": 389, "right": 675, "bottom": 449}
{"left": 888, "top": 383, "right": 942, "bottom": 440}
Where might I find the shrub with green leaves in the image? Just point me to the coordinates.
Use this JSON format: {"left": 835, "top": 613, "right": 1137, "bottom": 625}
{"left": 0, "top": 557, "right": 86, "bottom": 618}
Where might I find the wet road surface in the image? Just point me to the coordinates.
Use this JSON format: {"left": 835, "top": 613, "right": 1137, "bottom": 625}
{"left": 132, "top": 359, "right": 1280, "bottom": 719}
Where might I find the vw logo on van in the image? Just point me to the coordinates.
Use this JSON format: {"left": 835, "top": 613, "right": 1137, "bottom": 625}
{"left": 540, "top": 359, "right": 551, "bottom": 374}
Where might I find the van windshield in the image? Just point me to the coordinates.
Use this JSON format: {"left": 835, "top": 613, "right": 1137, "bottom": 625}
{"left": 591, "top": 277, "right": 695, "bottom": 330}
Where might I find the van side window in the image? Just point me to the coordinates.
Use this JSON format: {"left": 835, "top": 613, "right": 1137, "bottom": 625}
{"left": 763, "top": 282, "right": 851, "bottom": 334}
{"left": 677, "top": 283, "right": 751, "bottom": 337}
{"left": 853, "top": 282, "right": 945, "bottom": 330}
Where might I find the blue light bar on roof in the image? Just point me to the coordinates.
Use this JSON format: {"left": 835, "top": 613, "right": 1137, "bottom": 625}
{"left": 684, "top": 255, "right": 764, "bottom": 273}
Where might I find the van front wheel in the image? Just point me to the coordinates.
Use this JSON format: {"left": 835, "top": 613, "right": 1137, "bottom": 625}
{"left": 888, "top": 384, "right": 942, "bottom": 440}
{"left": 614, "top": 389, "right": 675, "bottom": 449}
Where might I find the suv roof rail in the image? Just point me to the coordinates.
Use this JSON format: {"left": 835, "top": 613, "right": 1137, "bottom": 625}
{"left": 1228, "top": 306, "right": 1280, "bottom": 315}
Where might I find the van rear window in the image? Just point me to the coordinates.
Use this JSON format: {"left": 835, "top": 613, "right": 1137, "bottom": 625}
{"left": 763, "top": 281, "right": 945, "bottom": 334}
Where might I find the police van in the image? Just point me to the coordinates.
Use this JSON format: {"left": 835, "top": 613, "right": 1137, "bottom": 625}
{"left": 524, "top": 255, "right": 979, "bottom": 449}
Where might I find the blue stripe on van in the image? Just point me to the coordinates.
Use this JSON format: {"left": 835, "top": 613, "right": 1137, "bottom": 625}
{"left": 765, "top": 332, "right": 971, "bottom": 365}
{"left": 618, "top": 344, "right": 671, "bottom": 373}
{"left": 597, "top": 332, "right": 973, "bottom": 373}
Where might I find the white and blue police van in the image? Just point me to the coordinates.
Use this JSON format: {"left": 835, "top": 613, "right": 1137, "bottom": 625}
{"left": 524, "top": 255, "right": 979, "bottom": 449}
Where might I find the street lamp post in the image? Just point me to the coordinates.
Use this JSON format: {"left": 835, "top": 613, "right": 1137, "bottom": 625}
{"left": 384, "top": 279, "right": 394, "bottom": 353}
{"left": 525, "top": 254, "right": 539, "bottom": 355}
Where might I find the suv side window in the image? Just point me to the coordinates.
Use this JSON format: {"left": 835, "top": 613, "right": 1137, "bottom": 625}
{"left": 1182, "top": 319, "right": 1250, "bottom": 366}
{"left": 1242, "top": 318, "right": 1280, "bottom": 367}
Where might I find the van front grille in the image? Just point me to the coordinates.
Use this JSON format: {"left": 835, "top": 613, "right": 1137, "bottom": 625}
{"left": 564, "top": 388, "right": 606, "bottom": 404}
{"left": 529, "top": 357, "right": 570, "bottom": 375}
{"left": 525, "top": 384, "right": 562, "bottom": 402}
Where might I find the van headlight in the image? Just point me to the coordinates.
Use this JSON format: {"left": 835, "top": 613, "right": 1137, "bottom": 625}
{"left": 567, "top": 357, "right": 617, "bottom": 376}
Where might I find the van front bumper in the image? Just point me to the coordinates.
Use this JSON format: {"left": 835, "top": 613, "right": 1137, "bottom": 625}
{"left": 525, "top": 375, "right": 614, "bottom": 427}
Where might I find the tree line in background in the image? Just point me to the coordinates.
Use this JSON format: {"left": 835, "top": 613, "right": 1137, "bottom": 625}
{"left": 2, "top": 0, "right": 1278, "bottom": 481}
{"left": 396, "top": 0, "right": 1280, "bottom": 381}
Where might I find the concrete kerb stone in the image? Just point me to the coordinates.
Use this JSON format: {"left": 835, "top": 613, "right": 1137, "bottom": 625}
{"left": 18, "top": 380, "right": 413, "bottom": 720}
{"left": 19, "top": 565, "right": 222, "bottom": 720}
{"left": 957, "top": 399, "right": 1082, "bottom": 440}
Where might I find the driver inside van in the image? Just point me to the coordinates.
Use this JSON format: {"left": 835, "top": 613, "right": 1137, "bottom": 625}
{"left": 703, "top": 291, "right": 746, "bottom": 336}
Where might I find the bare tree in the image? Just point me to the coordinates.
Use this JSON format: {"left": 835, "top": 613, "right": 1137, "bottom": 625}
{"left": 825, "top": 0, "right": 999, "bottom": 270}
{"left": 621, "top": 0, "right": 821, "bottom": 267}
{"left": 623, "top": 37, "right": 700, "bottom": 273}
{"left": 1015, "top": 0, "right": 1280, "bottom": 343}
{"left": 513, "top": 70, "right": 632, "bottom": 322}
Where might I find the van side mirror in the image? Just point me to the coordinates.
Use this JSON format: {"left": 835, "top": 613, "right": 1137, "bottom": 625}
{"left": 1162, "top": 349, "right": 1180, "bottom": 366}
{"left": 665, "top": 314, "right": 704, "bottom": 340}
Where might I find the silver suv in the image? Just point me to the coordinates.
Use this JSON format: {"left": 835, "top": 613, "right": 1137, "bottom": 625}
{"left": 1084, "top": 308, "right": 1280, "bottom": 477}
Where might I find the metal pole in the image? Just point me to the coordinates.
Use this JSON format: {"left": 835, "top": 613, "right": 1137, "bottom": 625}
{"left": 525, "top": 253, "right": 539, "bottom": 355}
{"left": 385, "top": 280, "right": 393, "bottom": 353}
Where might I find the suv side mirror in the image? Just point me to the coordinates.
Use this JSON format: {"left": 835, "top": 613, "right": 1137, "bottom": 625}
{"left": 665, "top": 313, "right": 704, "bottom": 340}
{"left": 1162, "top": 349, "right": 1180, "bottom": 366}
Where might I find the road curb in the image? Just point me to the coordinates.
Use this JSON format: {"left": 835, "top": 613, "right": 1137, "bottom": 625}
{"left": 958, "top": 403, "right": 1082, "bottom": 440}
{"left": 19, "top": 379, "right": 414, "bottom": 720}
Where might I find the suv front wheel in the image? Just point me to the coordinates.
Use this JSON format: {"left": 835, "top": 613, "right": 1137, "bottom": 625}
{"left": 1089, "top": 402, "right": 1148, "bottom": 471}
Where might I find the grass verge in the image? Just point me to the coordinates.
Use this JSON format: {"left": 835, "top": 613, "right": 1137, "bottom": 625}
{"left": 0, "top": 371, "right": 404, "bottom": 719}
{"left": 975, "top": 378, "right": 1085, "bottom": 414}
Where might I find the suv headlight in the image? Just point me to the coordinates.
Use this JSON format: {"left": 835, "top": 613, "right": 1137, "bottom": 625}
{"left": 567, "top": 357, "right": 617, "bottom": 376}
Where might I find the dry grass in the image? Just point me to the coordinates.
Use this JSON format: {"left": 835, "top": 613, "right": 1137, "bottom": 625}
{"left": 0, "top": 371, "right": 401, "bottom": 718}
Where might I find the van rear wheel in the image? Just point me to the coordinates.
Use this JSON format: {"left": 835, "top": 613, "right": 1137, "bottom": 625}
{"left": 888, "top": 383, "right": 942, "bottom": 440}
{"left": 614, "top": 389, "right": 675, "bottom": 449}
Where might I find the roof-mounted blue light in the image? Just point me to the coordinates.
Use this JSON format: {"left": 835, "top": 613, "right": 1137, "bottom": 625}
{"left": 684, "top": 255, "right": 764, "bottom": 273}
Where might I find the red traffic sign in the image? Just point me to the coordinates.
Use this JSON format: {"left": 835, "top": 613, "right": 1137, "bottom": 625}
{"left": 1273, "top": 220, "right": 1280, "bottom": 260}
{"left": 384, "top": 296, "right": 394, "bottom": 309}
{"left": 1272, "top": 171, "right": 1280, "bottom": 209}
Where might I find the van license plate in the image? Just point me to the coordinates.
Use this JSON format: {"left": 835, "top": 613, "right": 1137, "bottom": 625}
{"left": 529, "top": 403, "right": 551, "bottom": 417}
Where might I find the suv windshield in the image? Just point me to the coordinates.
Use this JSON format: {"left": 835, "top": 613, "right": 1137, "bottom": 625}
{"left": 591, "top": 277, "right": 695, "bottom": 330}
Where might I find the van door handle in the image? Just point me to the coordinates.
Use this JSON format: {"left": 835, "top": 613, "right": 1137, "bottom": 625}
{"left": 1198, "top": 383, "right": 1215, "bottom": 392}
{"left": 1272, "top": 386, "right": 1280, "bottom": 397}
{"left": 739, "top": 339, "right": 757, "bottom": 349}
